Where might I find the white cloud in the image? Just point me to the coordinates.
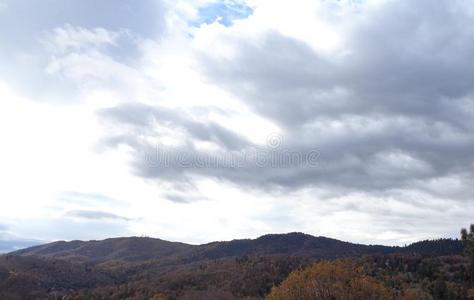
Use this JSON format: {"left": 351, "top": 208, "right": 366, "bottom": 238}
{"left": 41, "top": 25, "right": 122, "bottom": 53}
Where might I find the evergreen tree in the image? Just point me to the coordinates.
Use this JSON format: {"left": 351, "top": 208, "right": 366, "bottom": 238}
{"left": 461, "top": 224, "right": 474, "bottom": 257}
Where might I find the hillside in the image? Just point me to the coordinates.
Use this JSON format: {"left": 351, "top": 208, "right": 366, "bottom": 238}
{"left": 268, "top": 254, "right": 474, "bottom": 300}
{"left": 11, "top": 233, "right": 463, "bottom": 264}
{"left": 0, "top": 233, "right": 465, "bottom": 299}
{"left": 188, "top": 233, "right": 395, "bottom": 261}
{"left": 13, "top": 236, "right": 194, "bottom": 263}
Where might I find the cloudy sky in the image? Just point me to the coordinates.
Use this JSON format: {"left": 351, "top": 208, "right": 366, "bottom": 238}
{"left": 1, "top": 0, "right": 473, "bottom": 252}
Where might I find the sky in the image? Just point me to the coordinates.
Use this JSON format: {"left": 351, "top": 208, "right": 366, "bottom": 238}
{"left": 1, "top": 0, "right": 474, "bottom": 252}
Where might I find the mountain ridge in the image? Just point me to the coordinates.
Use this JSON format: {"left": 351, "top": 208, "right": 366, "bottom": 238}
{"left": 8, "top": 232, "right": 463, "bottom": 264}
{"left": 0, "top": 232, "right": 465, "bottom": 299}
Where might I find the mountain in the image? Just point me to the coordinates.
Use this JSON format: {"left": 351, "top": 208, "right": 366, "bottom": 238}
{"left": 8, "top": 233, "right": 379, "bottom": 264}
{"left": 403, "top": 238, "right": 465, "bottom": 256}
{"left": 13, "top": 236, "right": 194, "bottom": 263}
{"left": 0, "top": 233, "right": 464, "bottom": 299}
{"left": 188, "top": 233, "right": 395, "bottom": 261}
{"left": 12, "top": 233, "right": 463, "bottom": 263}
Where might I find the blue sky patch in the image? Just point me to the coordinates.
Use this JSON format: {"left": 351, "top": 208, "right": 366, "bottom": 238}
{"left": 192, "top": 1, "right": 253, "bottom": 27}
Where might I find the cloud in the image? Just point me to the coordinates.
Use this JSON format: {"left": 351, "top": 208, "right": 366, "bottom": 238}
{"left": 58, "top": 191, "right": 127, "bottom": 207}
{"left": 0, "top": 224, "right": 8, "bottom": 232}
{"left": 163, "top": 191, "right": 208, "bottom": 204}
{"left": 11, "top": 218, "right": 132, "bottom": 242}
{"left": 187, "top": 0, "right": 474, "bottom": 196}
{"left": 98, "top": 102, "right": 324, "bottom": 192}
{"left": 99, "top": 102, "right": 251, "bottom": 150}
{"left": 39, "top": 25, "right": 150, "bottom": 96}
{"left": 164, "top": 193, "right": 196, "bottom": 204}
{"left": 0, "top": 239, "right": 42, "bottom": 253}
{"left": 65, "top": 210, "right": 132, "bottom": 222}
{"left": 0, "top": 0, "right": 166, "bottom": 102}
{"left": 0, "top": 224, "right": 43, "bottom": 253}
{"left": 0, "top": 0, "right": 164, "bottom": 41}
{"left": 41, "top": 25, "right": 122, "bottom": 53}
{"left": 92, "top": 0, "right": 474, "bottom": 214}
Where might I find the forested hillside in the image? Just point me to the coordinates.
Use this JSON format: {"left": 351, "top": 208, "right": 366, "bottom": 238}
{"left": 0, "top": 232, "right": 466, "bottom": 299}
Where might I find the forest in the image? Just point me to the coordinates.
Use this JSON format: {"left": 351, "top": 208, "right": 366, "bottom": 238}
{"left": 0, "top": 227, "right": 472, "bottom": 299}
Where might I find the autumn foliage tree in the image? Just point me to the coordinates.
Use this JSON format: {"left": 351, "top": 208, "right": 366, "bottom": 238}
{"left": 266, "top": 260, "right": 393, "bottom": 300}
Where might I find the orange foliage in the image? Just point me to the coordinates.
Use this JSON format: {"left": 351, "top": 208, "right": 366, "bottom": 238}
{"left": 266, "top": 260, "right": 393, "bottom": 300}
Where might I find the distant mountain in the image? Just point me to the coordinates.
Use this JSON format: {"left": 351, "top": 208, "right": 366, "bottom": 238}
{"left": 11, "top": 233, "right": 463, "bottom": 264}
{"left": 13, "top": 236, "right": 194, "bottom": 263}
{"left": 189, "top": 233, "right": 396, "bottom": 261}
{"left": 1, "top": 233, "right": 464, "bottom": 299}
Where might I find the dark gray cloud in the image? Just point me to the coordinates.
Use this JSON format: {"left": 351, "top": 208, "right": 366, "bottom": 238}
{"left": 99, "top": 103, "right": 251, "bottom": 151}
{"left": 65, "top": 210, "right": 132, "bottom": 221}
{"left": 195, "top": 0, "right": 474, "bottom": 192}
{"left": 98, "top": 0, "right": 474, "bottom": 203}
{"left": 163, "top": 193, "right": 203, "bottom": 204}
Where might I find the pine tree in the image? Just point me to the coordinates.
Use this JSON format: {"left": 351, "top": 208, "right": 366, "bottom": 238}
{"left": 461, "top": 224, "right": 474, "bottom": 258}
